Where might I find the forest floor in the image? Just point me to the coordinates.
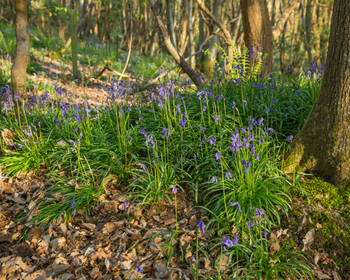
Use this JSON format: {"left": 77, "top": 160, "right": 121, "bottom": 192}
{"left": 0, "top": 50, "right": 350, "bottom": 280}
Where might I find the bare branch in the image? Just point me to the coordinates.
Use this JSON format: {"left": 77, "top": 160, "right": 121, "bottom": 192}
{"left": 272, "top": 0, "right": 302, "bottom": 41}
{"left": 148, "top": 0, "right": 202, "bottom": 88}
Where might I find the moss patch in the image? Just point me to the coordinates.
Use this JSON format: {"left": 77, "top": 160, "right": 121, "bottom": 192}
{"left": 291, "top": 177, "right": 349, "bottom": 210}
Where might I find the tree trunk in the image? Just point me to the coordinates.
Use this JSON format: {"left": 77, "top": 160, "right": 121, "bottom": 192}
{"left": 201, "top": 0, "right": 221, "bottom": 77}
{"left": 177, "top": 3, "right": 188, "bottom": 57}
{"left": 11, "top": 0, "right": 30, "bottom": 107}
{"left": 240, "top": 0, "right": 273, "bottom": 73}
{"left": 305, "top": 0, "right": 313, "bottom": 64}
{"left": 148, "top": 0, "right": 202, "bottom": 88}
{"left": 166, "top": 0, "right": 177, "bottom": 49}
{"left": 285, "top": 0, "right": 350, "bottom": 186}
{"left": 186, "top": 0, "right": 195, "bottom": 69}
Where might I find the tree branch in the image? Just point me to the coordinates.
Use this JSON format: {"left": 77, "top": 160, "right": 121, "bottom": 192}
{"left": 148, "top": 0, "right": 202, "bottom": 88}
{"left": 272, "top": 0, "right": 302, "bottom": 41}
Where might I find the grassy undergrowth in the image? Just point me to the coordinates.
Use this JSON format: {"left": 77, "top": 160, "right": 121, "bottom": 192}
{"left": 0, "top": 47, "right": 328, "bottom": 279}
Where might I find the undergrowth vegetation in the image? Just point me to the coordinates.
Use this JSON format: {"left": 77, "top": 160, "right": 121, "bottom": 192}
{"left": 0, "top": 47, "right": 327, "bottom": 279}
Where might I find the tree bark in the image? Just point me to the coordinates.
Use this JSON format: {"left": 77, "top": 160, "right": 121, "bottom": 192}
{"left": 148, "top": 0, "right": 202, "bottom": 88}
{"left": 285, "top": 0, "right": 350, "bottom": 186}
{"left": 11, "top": 0, "right": 30, "bottom": 106}
{"left": 240, "top": 0, "right": 273, "bottom": 73}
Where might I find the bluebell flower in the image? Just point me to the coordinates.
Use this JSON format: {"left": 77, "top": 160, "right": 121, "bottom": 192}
{"left": 222, "top": 237, "right": 234, "bottom": 247}
{"left": 70, "top": 201, "right": 76, "bottom": 209}
{"left": 128, "top": 137, "right": 132, "bottom": 142}
{"left": 286, "top": 135, "right": 293, "bottom": 142}
{"left": 230, "top": 201, "right": 241, "bottom": 212}
{"left": 225, "top": 171, "right": 232, "bottom": 179}
{"left": 248, "top": 221, "right": 254, "bottom": 228}
{"left": 202, "top": 105, "right": 207, "bottom": 111}
{"left": 212, "top": 115, "right": 220, "bottom": 124}
{"left": 223, "top": 246, "right": 227, "bottom": 252}
{"left": 196, "top": 220, "right": 206, "bottom": 234}
{"left": 215, "top": 152, "right": 221, "bottom": 160}
{"left": 13, "top": 93, "right": 19, "bottom": 102}
{"left": 232, "top": 233, "right": 239, "bottom": 245}
{"left": 210, "top": 177, "right": 218, "bottom": 183}
{"left": 255, "top": 155, "right": 259, "bottom": 162}
{"left": 170, "top": 185, "right": 177, "bottom": 194}
{"left": 263, "top": 230, "right": 268, "bottom": 238}
{"left": 208, "top": 137, "right": 216, "bottom": 146}
{"left": 192, "top": 256, "right": 197, "bottom": 263}
{"left": 72, "top": 209, "right": 76, "bottom": 216}
{"left": 179, "top": 119, "right": 187, "bottom": 128}
{"left": 137, "top": 265, "right": 144, "bottom": 274}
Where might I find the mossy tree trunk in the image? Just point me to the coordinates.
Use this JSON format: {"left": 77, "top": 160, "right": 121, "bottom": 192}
{"left": 284, "top": 0, "right": 350, "bottom": 186}
{"left": 11, "top": 0, "right": 30, "bottom": 109}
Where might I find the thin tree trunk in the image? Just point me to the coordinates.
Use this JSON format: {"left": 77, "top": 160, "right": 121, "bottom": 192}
{"left": 148, "top": 0, "right": 202, "bottom": 87}
{"left": 177, "top": 5, "right": 188, "bottom": 57}
{"left": 11, "top": 0, "right": 30, "bottom": 108}
{"left": 186, "top": 0, "right": 195, "bottom": 69}
{"left": 166, "top": 0, "right": 177, "bottom": 49}
{"left": 305, "top": 0, "right": 313, "bottom": 64}
{"left": 285, "top": 0, "right": 350, "bottom": 186}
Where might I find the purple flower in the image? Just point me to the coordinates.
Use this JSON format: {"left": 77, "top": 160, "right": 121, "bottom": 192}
{"left": 70, "top": 201, "right": 76, "bottom": 209}
{"left": 212, "top": 115, "right": 220, "bottom": 124}
{"left": 72, "top": 209, "right": 76, "bottom": 216}
{"left": 170, "top": 185, "right": 177, "bottom": 194}
{"left": 137, "top": 265, "right": 144, "bottom": 274}
{"left": 232, "top": 233, "right": 239, "bottom": 245}
{"left": 286, "top": 135, "right": 293, "bottom": 142}
{"left": 210, "top": 177, "right": 218, "bottom": 183}
{"left": 215, "top": 152, "right": 221, "bottom": 160}
{"left": 202, "top": 106, "right": 207, "bottom": 111}
{"left": 255, "top": 208, "right": 265, "bottom": 217}
{"left": 137, "top": 163, "right": 146, "bottom": 170}
{"left": 128, "top": 137, "right": 133, "bottom": 142}
{"left": 225, "top": 171, "right": 232, "bottom": 179}
{"left": 263, "top": 230, "right": 268, "bottom": 238}
{"left": 192, "top": 256, "right": 197, "bottom": 263}
{"left": 123, "top": 202, "right": 127, "bottom": 212}
{"left": 222, "top": 237, "right": 234, "bottom": 247}
{"left": 13, "top": 93, "right": 19, "bottom": 101}
{"left": 230, "top": 201, "right": 241, "bottom": 212}
{"left": 254, "top": 155, "right": 259, "bottom": 162}
{"left": 179, "top": 119, "right": 187, "bottom": 128}
{"left": 140, "top": 129, "right": 148, "bottom": 137}
{"left": 232, "top": 101, "right": 236, "bottom": 108}
{"left": 223, "top": 246, "right": 227, "bottom": 252}
{"left": 248, "top": 221, "right": 254, "bottom": 228}
{"left": 196, "top": 220, "right": 206, "bottom": 234}
{"left": 208, "top": 137, "right": 216, "bottom": 146}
